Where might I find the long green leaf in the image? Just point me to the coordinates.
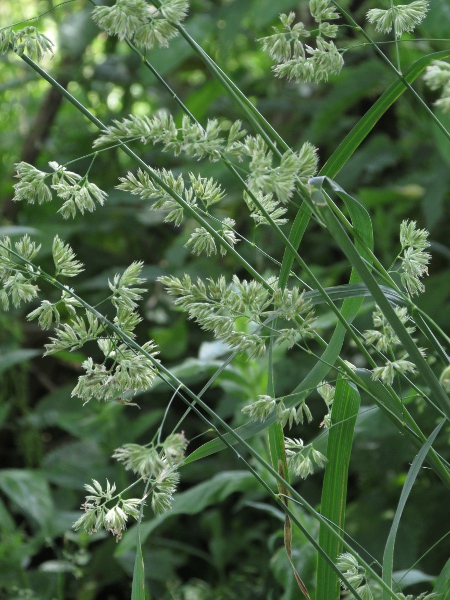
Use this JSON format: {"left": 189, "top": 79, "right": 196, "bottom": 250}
{"left": 281, "top": 172, "right": 373, "bottom": 410}
{"left": 382, "top": 420, "right": 445, "bottom": 598}
{"left": 433, "top": 557, "right": 450, "bottom": 598}
{"left": 316, "top": 378, "right": 360, "bottom": 600}
{"left": 310, "top": 177, "right": 450, "bottom": 422}
{"left": 0, "top": 348, "right": 41, "bottom": 374}
{"left": 303, "top": 284, "right": 403, "bottom": 306}
{"left": 321, "top": 50, "right": 450, "bottom": 179}
{"left": 279, "top": 205, "right": 313, "bottom": 288}
{"left": 131, "top": 540, "right": 146, "bottom": 600}
{"left": 332, "top": 1, "right": 450, "bottom": 142}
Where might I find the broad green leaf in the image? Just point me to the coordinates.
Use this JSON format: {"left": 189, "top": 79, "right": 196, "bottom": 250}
{"left": 316, "top": 378, "right": 360, "bottom": 600}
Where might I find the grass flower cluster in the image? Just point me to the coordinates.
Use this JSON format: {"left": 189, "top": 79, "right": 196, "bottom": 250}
{"left": 259, "top": 1, "right": 344, "bottom": 83}
{"left": 92, "top": 0, "right": 189, "bottom": 49}
{"left": 0, "top": 26, "right": 53, "bottom": 61}
{"left": 366, "top": 1, "right": 429, "bottom": 38}
{"left": 13, "top": 161, "right": 108, "bottom": 219}
{"left": 159, "top": 274, "right": 316, "bottom": 358}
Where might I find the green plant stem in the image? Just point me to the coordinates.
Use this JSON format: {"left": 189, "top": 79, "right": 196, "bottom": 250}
{"left": 390, "top": 0, "right": 402, "bottom": 73}
{"left": 0, "top": 0, "right": 77, "bottom": 30}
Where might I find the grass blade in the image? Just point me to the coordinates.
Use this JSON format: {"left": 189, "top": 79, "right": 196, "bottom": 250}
{"left": 321, "top": 50, "right": 450, "bottom": 179}
{"left": 433, "top": 557, "right": 450, "bottom": 598}
{"left": 280, "top": 50, "right": 450, "bottom": 300}
{"left": 131, "top": 540, "right": 146, "bottom": 600}
{"left": 316, "top": 377, "right": 360, "bottom": 600}
{"left": 382, "top": 420, "right": 445, "bottom": 598}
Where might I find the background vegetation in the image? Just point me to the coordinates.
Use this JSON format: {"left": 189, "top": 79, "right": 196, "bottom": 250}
{"left": 0, "top": 1, "right": 449, "bottom": 599}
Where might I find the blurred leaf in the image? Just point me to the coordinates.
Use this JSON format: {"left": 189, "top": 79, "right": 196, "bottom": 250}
{"left": 0, "top": 226, "right": 39, "bottom": 236}
{"left": 0, "top": 496, "right": 15, "bottom": 533}
{"left": 246, "top": 0, "right": 300, "bottom": 30}
{"left": 150, "top": 317, "right": 188, "bottom": 360}
{"left": 42, "top": 440, "right": 109, "bottom": 489}
{"left": 421, "top": 0, "right": 450, "bottom": 38}
{"left": 433, "top": 108, "right": 450, "bottom": 167}
{"left": 0, "top": 403, "right": 11, "bottom": 429}
{"left": 0, "top": 348, "right": 40, "bottom": 374}
{"left": 392, "top": 568, "right": 434, "bottom": 588}
{"left": 0, "top": 469, "right": 54, "bottom": 531}
{"left": 58, "top": 9, "right": 98, "bottom": 59}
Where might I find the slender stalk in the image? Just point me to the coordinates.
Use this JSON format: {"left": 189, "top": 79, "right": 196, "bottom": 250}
{"left": 332, "top": 1, "right": 450, "bottom": 143}
{"left": 390, "top": 0, "right": 402, "bottom": 73}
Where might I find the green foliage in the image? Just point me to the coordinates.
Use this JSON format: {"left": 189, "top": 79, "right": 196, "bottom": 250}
{"left": 0, "top": 0, "right": 449, "bottom": 599}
